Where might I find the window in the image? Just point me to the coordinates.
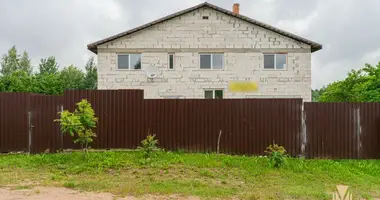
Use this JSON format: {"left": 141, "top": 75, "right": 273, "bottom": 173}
{"left": 168, "top": 53, "right": 174, "bottom": 70}
{"left": 202, "top": 16, "right": 209, "bottom": 20}
{"left": 263, "top": 53, "right": 287, "bottom": 70}
{"left": 117, "top": 54, "right": 141, "bottom": 70}
{"left": 200, "top": 54, "right": 224, "bottom": 69}
{"left": 204, "top": 89, "right": 223, "bottom": 99}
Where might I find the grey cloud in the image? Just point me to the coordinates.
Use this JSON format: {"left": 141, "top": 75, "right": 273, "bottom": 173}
{"left": 0, "top": 0, "right": 379, "bottom": 89}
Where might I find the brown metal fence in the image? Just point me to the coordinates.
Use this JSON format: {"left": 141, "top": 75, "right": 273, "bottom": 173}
{"left": 144, "top": 99, "right": 303, "bottom": 155}
{"left": 304, "top": 102, "right": 380, "bottom": 159}
{"left": 0, "top": 93, "right": 31, "bottom": 152}
{"left": 0, "top": 90, "right": 379, "bottom": 158}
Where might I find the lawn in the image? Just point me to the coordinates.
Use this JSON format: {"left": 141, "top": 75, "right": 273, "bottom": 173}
{"left": 0, "top": 151, "right": 380, "bottom": 199}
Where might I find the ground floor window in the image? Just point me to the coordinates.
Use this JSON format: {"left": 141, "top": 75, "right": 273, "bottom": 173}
{"left": 204, "top": 89, "right": 223, "bottom": 99}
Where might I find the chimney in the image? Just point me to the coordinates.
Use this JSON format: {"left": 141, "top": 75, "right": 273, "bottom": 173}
{"left": 233, "top": 3, "right": 240, "bottom": 14}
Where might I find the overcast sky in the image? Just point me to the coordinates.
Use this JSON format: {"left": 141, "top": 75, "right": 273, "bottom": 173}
{"left": 1, "top": 0, "right": 379, "bottom": 89}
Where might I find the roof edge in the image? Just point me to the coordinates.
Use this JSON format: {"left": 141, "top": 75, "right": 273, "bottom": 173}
{"left": 87, "top": 2, "right": 322, "bottom": 54}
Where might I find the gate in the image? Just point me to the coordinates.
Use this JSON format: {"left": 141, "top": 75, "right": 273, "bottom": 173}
{"left": 29, "top": 95, "right": 63, "bottom": 153}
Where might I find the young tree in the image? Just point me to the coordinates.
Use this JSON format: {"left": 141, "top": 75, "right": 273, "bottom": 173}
{"left": 1, "top": 46, "right": 33, "bottom": 75}
{"left": 55, "top": 99, "right": 98, "bottom": 157}
{"left": 19, "top": 51, "right": 33, "bottom": 75}
{"left": 1, "top": 46, "right": 19, "bottom": 75}
{"left": 82, "top": 57, "right": 97, "bottom": 89}
{"left": 39, "top": 56, "right": 59, "bottom": 74}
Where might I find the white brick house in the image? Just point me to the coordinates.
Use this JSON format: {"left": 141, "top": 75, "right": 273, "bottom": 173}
{"left": 88, "top": 2, "right": 322, "bottom": 101}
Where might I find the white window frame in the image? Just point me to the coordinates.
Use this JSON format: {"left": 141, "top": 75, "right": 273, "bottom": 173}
{"left": 204, "top": 89, "right": 224, "bottom": 99}
{"left": 116, "top": 53, "right": 142, "bottom": 70}
{"left": 263, "top": 53, "right": 287, "bottom": 70}
{"left": 168, "top": 53, "right": 175, "bottom": 70}
{"left": 199, "top": 53, "right": 224, "bottom": 70}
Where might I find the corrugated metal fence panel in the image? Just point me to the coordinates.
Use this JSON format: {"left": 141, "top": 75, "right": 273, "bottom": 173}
{"left": 63, "top": 90, "right": 145, "bottom": 149}
{"left": 30, "top": 95, "right": 63, "bottom": 153}
{"left": 2, "top": 90, "right": 380, "bottom": 158}
{"left": 144, "top": 98, "right": 302, "bottom": 156}
{"left": 359, "top": 103, "right": 380, "bottom": 159}
{"left": 304, "top": 103, "right": 359, "bottom": 159}
{"left": 0, "top": 93, "right": 30, "bottom": 152}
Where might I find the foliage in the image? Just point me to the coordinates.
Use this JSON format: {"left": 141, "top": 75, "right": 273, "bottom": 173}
{"left": 60, "top": 65, "right": 86, "bottom": 90}
{"left": 39, "top": 56, "right": 59, "bottom": 74}
{"left": 138, "top": 134, "right": 159, "bottom": 158}
{"left": 265, "top": 143, "right": 287, "bottom": 168}
{"left": 319, "top": 62, "right": 380, "bottom": 102}
{"left": 311, "top": 87, "right": 326, "bottom": 102}
{"left": 1, "top": 46, "right": 19, "bottom": 75}
{"left": 1, "top": 152, "right": 380, "bottom": 199}
{"left": 33, "top": 72, "right": 63, "bottom": 95}
{"left": 55, "top": 99, "right": 98, "bottom": 155}
{"left": 0, "top": 46, "right": 32, "bottom": 75}
{"left": 0, "top": 46, "right": 97, "bottom": 94}
{"left": 82, "top": 57, "right": 97, "bottom": 90}
{"left": 18, "top": 51, "right": 33, "bottom": 75}
{"left": 0, "top": 70, "right": 36, "bottom": 92}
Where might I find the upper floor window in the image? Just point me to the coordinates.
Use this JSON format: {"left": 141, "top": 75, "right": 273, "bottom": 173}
{"left": 263, "top": 53, "right": 287, "bottom": 70}
{"left": 117, "top": 54, "right": 141, "bottom": 70}
{"left": 200, "top": 53, "right": 224, "bottom": 69}
{"left": 168, "top": 53, "right": 174, "bottom": 70}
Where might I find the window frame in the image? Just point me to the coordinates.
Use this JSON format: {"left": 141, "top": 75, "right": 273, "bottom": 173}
{"left": 263, "top": 53, "right": 287, "bottom": 70}
{"left": 204, "top": 89, "right": 224, "bottom": 99}
{"left": 199, "top": 53, "right": 224, "bottom": 70}
{"left": 168, "top": 53, "right": 175, "bottom": 70}
{"left": 116, "top": 53, "right": 142, "bottom": 70}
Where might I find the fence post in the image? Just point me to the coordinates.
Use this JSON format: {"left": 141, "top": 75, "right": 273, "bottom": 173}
{"left": 28, "top": 111, "right": 33, "bottom": 154}
{"left": 300, "top": 103, "right": 307, "bottom": 158}
{"left": 355, "top": 105, "right": 362, "bottom": 158}
{"left": 60, "top": 105, "right": 64, "bottom": 150}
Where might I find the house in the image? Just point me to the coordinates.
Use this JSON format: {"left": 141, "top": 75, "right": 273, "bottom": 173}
{"left": 88, "top": 2, "right": 322, "bottom": 101}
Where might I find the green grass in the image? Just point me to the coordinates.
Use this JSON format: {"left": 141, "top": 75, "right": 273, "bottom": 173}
{"left": 0, "top": 151, "right": 380, "bottom": 199}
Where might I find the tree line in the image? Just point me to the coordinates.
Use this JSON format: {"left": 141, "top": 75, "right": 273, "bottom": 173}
{"left": 0, "top": 46, "right": 97, "bottom": 95}
{"left": 312, "top": 61, "right": 380, "bottom": 102}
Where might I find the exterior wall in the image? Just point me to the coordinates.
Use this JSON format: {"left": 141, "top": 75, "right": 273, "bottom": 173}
{"left": 97, "top": 7, "right": 312, "bottom": 101}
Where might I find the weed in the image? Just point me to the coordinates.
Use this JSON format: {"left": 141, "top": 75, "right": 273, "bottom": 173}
{"left": 15, "top": 185, "right": 31, "bottom": 190}
{"left": 63, "top": 181, "right": 77, "bottom": 188}
{"left": 137, "top": 134, "right": 159, "bottom": 159}
{"left": 199, "top": 169, "right": 214, "bottom": 178}
{"left": 265, "top": 143, "right": 287, "bottom": 168}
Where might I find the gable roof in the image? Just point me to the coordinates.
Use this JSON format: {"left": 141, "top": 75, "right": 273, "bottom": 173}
{"left": 87, "top": 2, "right": 322, "bottom": 54}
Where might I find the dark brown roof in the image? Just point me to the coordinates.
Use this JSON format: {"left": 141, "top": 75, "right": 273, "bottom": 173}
{"left": 87, "top": 2, "right": 322, "bottom": 53}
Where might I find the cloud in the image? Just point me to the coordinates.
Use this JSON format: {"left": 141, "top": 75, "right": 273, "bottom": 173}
{"left": 0, "top": 0, "right": 379, "bottom": 89}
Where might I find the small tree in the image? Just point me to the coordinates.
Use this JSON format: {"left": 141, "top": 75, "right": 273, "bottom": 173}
{"left": 138, "top": 134, "right": 159, "bottom": 158}
{"left": 55, "top": 99, "right": 98, "bottom": 156}
{"left": 265, "top": 143, "right": 288, "bottom": 168}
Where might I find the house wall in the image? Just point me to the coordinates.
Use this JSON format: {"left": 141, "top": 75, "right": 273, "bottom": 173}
{"left": 97, "top": 7, "right": 312, "bottom": 101}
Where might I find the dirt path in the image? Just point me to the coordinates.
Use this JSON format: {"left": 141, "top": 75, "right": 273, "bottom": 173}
{"left": 0, "top": 187, "right": 200, "bottom": 200}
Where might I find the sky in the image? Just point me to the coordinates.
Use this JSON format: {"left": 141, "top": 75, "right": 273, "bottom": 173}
{"left": 1, "top": 0, "right": 380, "bottom": 89}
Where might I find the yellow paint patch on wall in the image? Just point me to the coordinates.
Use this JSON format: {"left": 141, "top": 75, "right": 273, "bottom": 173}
{"left": 228, "top": 81, "right": 259, "bottom": 92}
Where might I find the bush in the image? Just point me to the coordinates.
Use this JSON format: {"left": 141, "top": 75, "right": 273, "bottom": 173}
{"left": 265, "top": 143, "right": 287, "bottom": 168}
{"left": 137, "top": 134, "right": 159, "bottom": 159}
{"left": 55, "top": 99, "right": 98, "bottom": 157}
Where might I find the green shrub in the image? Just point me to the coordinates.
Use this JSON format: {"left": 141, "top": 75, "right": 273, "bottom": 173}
{"left": 265, "top": 143, "right": 287, "bottom": 168}
{"left": 137, "top": 134, "right": 159, "bottom": 159}
{"left": 55, "top": 99, "right": 98, "bottom": 157}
